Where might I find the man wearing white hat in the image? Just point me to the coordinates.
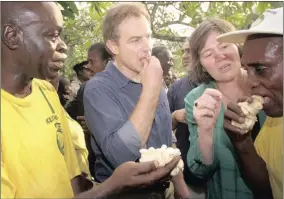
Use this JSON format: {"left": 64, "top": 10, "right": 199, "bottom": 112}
{"left": 218, "top": 7, "right": 283, "bottom": 199}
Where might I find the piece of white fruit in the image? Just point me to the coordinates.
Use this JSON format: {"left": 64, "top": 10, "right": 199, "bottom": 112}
{"left": 139, "top": 145, "right": 184, "bottom": 176}
{"left": 231, "top": 95, "right": 264, "bottom": 134}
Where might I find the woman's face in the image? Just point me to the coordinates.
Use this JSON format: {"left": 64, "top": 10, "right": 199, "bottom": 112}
{"left": 199, "top": 31, "right": 241, "bottom": 83}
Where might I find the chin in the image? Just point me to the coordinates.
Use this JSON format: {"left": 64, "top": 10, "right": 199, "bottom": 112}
{"left": 264, "top": 109, "right": 283, "bottom": 118}
{"left": 264, "top": 103, "right": 283, "bottom": 117}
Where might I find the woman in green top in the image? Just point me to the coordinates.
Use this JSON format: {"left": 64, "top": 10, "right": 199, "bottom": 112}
{"left": 184, "top": 19, "right": 266, "bottom": 199}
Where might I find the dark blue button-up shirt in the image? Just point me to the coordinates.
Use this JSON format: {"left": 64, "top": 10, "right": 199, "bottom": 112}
{"left": 84, "top": 62, "right": 172, "bottom": 182}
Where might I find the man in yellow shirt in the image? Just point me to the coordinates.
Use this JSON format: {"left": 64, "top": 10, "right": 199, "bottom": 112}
{"left": 219, "top": 7, "right": 283, "bottom": 199}
{"left": 1, "top": 2, "right": 188, "bottom": 199}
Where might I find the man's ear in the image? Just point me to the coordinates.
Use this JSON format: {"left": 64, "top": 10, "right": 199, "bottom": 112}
{"left": 106, "top": 40, "right": 119, "bottom": 56}
{"left": 2, "top": 24, "right": 21, "bottom": 50}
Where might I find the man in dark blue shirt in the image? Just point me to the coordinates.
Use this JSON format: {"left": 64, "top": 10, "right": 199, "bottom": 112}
{"left": 83, "top": 3, "right": 172, "bottom": 186}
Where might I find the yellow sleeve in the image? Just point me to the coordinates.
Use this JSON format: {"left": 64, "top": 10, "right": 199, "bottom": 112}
{"left": 1, "top": 160, "right": 16, "bottom": 198}
{"left": 60, "top": 107, "right": 81, "bottom": 180}
{"left": 254, "top": 130, "right": 265, "bottom": 160}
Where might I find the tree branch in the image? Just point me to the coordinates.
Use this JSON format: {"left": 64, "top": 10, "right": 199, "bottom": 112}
{"left": 156, "top": 20, "right": 190, "bottom": 29}
{"left": 152, "top": 32, "right": 186, "bottom": 42}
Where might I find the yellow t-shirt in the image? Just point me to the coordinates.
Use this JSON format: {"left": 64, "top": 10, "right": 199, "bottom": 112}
{"left": 65, "top": 111, "right": 91, "bottom": 178}
{"left": 255, "top": 116, "right": 283, "bottom": 199}
{"left": 1, "top": 79, "right": 81, "bottom": 198}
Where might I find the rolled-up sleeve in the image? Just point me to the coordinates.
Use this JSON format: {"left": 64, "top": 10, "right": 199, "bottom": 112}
{"left": 184, "top": 91, "right": 219, "bottom": 181}
{"left": 84, "top": 87, "right": 141, "bottom": 168}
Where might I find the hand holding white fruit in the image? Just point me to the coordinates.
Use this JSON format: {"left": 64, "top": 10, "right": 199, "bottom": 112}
{"left": 231, "top": 95, "right": 264, "bottom": 133}
{"left": 139, "top": 145, "right": 184, "bottom": 176}
{"left": 224, "top": 95, "right": 264, "bottom": 142}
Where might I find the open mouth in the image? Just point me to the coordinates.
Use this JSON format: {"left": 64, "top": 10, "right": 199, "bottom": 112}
{"left": 220, "top": 64, "right": 231, "bottom": 72}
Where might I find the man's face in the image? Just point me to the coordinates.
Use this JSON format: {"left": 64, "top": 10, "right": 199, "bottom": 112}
{"left": 241, "top": 36, "right": 283, "bottom": 117}
{"left": 88, "top": 50, "right": 108, "bottom": 74}
{"left": 78, "top": 63, "right": 95, "bottom": 82}
{"left": 110, "top": 15, "right": 152, "bottom": 76}
{"left": 58, "top": 79, "right": 72, "bottom": 106}
{"left": 158, "top": 50, "right": 173, "bottom": 77}
{"left": 17, "top": 3, "right": 67, "bottom": 81}
{"left": 182, "top": 39, "right": 191, "bottom": 68}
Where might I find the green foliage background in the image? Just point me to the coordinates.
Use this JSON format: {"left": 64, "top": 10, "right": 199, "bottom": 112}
{"left": 57, "top": 1, "right": 283, "bottom": 79}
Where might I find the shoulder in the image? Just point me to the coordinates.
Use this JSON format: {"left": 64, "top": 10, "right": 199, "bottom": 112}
{"left": 33, "top": 78, "right": 56, "bottom": 93}
{"left": 85, "top": 71, "right": 118, "bottom": 94}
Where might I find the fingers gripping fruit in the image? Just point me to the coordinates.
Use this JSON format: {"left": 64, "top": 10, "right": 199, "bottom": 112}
{"left": 231, "top": 95, "right": 264, "bottom": 133}
{"left": 139, "top": 145, "right": 184, "bottom": 176}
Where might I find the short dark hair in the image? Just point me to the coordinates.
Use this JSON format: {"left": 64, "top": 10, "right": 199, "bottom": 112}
{"left": 152, "top": 45, "right": 168, "bottom": 58}
{"left": 73, "top": 60, "right": 88, "bottom": 75}
{"left": 88, "top": 42, "right": 112, "bottom": 61}
{"left": 102, "top": 2, "right": 150, "bottom": 42}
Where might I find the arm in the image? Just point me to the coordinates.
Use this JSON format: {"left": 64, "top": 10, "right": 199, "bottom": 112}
{"left": 74, "top": 158, "right": 181, "bottom": 199}
{"left": 167, "top": 83, "right": 178, "bottom": 130}
{"left": 186, "top": 124, "right": 218, "bottom": 180}
{"left": 224, "top": 102, "right": 272, "bottom": 198}
{"left": 184, "top": 91, "right": 219, "bottom": 181}
{"left": 84, "top": 87, "right": 142, "bottom": 167}
{"left": 129, "top": 87, "right": 160, "bottom": 147}
{"left": 233, "top": 137, "right": 272, "bottom": 198}
{"left": 74, "top": 178, "right": 118, "bottom": 199}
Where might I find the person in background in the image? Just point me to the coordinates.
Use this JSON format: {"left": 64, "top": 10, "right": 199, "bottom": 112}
{"left": 70, "top": 60, "right": 92, "bottom": 96}
{"left": 167, "top": 37, "right": 203, "bottom": 198}
{"left": 152, "top": 45, "right": 174, "bottom": 89}
{"left": 50, "top": 75, "right": 92, "bottom": 180}
{"left": 218, "top": 7, "right": 283, "bottom": 199}
{"left": 1, "top": 2, "right": 184, "bottom": 198}
{"left": 66, "top": 43, "right": 113, "bottom": 178}
{"left": 151, "top": 45, "right": 177, "bottom": 148}
{"left": 57, "top": 76, "right": 73, "bottom": 108}
{"left": 66, "top": 42, "right": 113, "bottom": 120}
{"left": 184, "top": 18, "right": 266, "bottom": 199}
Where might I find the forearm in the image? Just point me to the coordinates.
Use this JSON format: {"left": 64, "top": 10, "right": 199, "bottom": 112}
{"left": 130, "top": 88, "right": 159, "bottom": 146}
{"left": 233, "top": 137, "right": 272, "bottom": 198}
{"left": 74, "top": 178, "right": 119, "bottom": 199}
{"left": 71, "top": 175, "right": 94, "bottom": 196}
{"left": 172, "top": 111, "right": 178, "bottom": 130}
{"left": 197, "top": 128, "right": 214, "bottom": 165}
{"left": 172, "top": 175, "right": 191, "bottom": 199}
{"left": 101, "top": 121, "right": 141, "bottom": 167}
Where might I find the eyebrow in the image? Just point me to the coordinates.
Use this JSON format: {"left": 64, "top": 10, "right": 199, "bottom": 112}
{"left": 128, "top": 32, "right": 152, "bottom": 41}
{"left": 200, "top": 48, "right": 212, "bottom": 55}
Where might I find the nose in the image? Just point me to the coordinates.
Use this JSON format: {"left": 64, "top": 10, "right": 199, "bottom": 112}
{"left": 247, "top": 68, "right": 260, "bottom": 89}
{"left": 56, "top": 37, "right": 68, "bottom": 54}
{"left": 142, "top": 37, "right": 152, "bottom": 54}
{"left": 214, "top": 49, "right": 226, "bottom": 62}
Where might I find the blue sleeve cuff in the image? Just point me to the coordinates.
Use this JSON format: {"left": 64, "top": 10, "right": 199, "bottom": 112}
{"left": 116, "top": 120, "right": 141, "bottom": 157}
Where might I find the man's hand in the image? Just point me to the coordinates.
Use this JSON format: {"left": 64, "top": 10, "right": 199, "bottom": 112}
{"left": 107, "top": 156, "right": 181, "bottom": 193}
{"left": 171, "top": 171, "right": 191, "bottom": 199}
{"left": 140, "top": 56, "right": 163, "bottom": 92}
{"left": 173, "top": 109, "right": 187, "bottom": 124}
{"left": 76, "top": 116, "right": 90, "bottom": 135}
{"left": 224, "top": 97, "right": 251, "bottom": 143}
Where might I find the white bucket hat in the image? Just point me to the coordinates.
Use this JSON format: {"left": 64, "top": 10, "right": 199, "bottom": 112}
{"left": 217, "top": 7, "right": 283, "bottom": 43}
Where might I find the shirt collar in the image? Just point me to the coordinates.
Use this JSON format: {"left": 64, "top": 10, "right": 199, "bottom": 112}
{"left": 105, "top": 61, "right": 130, "bottom": 88}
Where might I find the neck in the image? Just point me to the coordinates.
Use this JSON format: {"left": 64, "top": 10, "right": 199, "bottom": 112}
{"left": 215, "top": 70, "right": 248, "bottom": 102}
{"left": 1, "top": 67, "right": 33, "bottom": 98}
{"left": 114, "top": 59, "right": 141, "bottom": 83}
{"left": 77, "top": 76, "right": 86, "bottom": 84}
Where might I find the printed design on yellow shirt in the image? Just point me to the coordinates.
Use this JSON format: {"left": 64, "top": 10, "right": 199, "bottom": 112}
{"left": 39, "top": 86, "right": 64, "bottom": 155}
